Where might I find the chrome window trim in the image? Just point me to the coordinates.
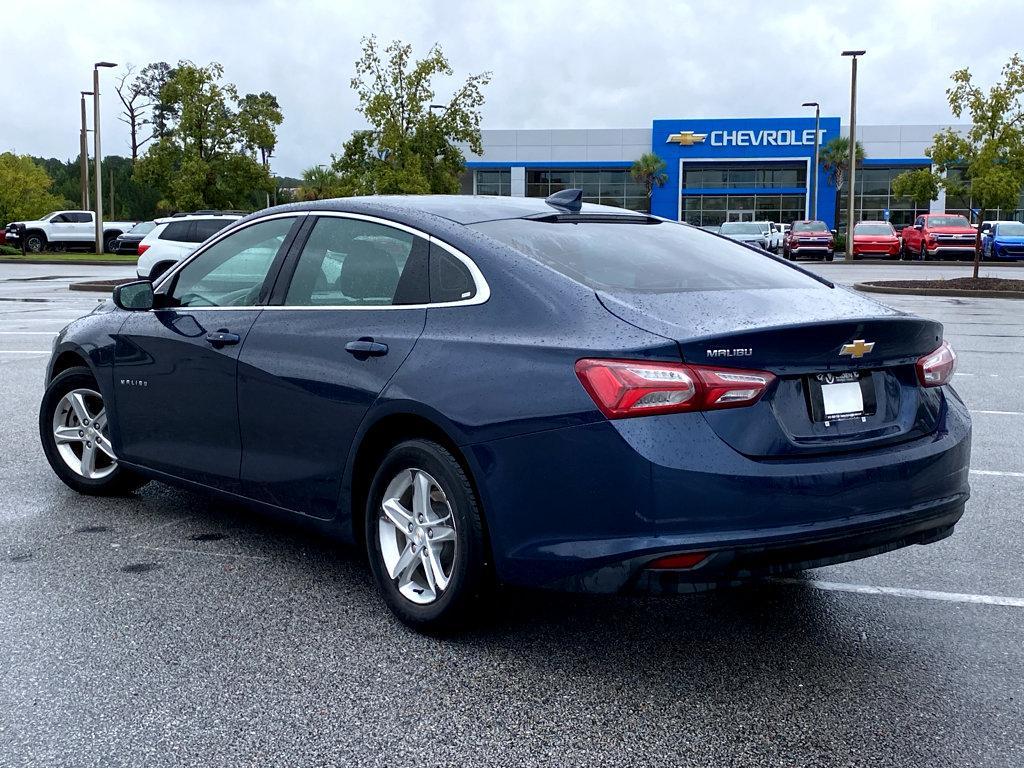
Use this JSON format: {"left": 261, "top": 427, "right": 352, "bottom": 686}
{"left": 150, "top": 209, "right": 490, "bottom": 311}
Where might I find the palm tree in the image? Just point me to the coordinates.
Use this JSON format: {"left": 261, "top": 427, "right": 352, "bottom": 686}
{"left": 630, "top": 152, "right": 668, "bottom": 212}
{"left": 819, "top": 136, "right": 865, "bottom": 226}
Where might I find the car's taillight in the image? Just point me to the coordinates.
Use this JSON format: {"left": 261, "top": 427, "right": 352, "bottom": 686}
{"left": 137, "top": 243, "right": 149, "bottom": 255}
{"left": 574, "top": 358, "right": 776, "bottom": 419}
{"left": 916, "top": 341, "right": 957, "bottom": 387}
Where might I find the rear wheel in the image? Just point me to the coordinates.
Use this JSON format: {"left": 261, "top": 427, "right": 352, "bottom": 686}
{"left": 39, "top": 367, "right": 147, "bottom": 495}
{"left": 148, "top": 261, "right": 174, "bottom": 283}
{"left": 365, "top": 439, "right": 489, "bottom": 631}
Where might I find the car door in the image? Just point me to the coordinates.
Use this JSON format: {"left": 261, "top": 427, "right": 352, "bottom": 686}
{"left": 47, "top": 213, "right": 75, "bottom": 245}
{"left": 236, "top": 213, "right": 431, "bottom": 518}
{"left": 113, "top": 215, "right": 302, "bottom": 490}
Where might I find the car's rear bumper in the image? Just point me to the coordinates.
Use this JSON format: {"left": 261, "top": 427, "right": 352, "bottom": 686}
{"left": 467, "top": 388, "right": 971, "bottom": 592}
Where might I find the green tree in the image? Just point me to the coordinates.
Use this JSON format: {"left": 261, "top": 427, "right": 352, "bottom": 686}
{"left": 901, "top": 54, "right": 1024, "bottom": 278}
{"left": 0, "top": 153, "right": 71, "bottom": 225}
{"left": 820, "top": 136, "right": 866, "bottom": 227}
{"left": 297, "top": 165, "right": 344, "bottom": 200}
{"left": 332, "top": 36, "right": 491, "bottom": 195}
{"left": 138, "top": 62, "right": 178, "bottom": 140}
{"left": 630, "top": 152, "right": 668, "bottom": 211}
{"left": 238, "top": 91, "right": 284, "bottom": 169}
{"left": 891, "top": 167, "right": 940, "bottom": 208}
{"left": 134, "top": 61, "right": 277, "bottom": 211}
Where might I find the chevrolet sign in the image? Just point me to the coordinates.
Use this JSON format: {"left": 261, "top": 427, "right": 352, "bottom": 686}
{"left": 709, "top": 128, "right": 826, "bottom": 147}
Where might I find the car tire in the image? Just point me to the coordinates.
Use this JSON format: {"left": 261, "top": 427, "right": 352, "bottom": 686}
{"left": 824, "top": 252, "right": 834, "bottom": 262}
{"left": 25, "top": 231, "right": 46, "bottom": 253}
{"left": 148, "top": 262, "right": 174, "bottom": 284}
{"left": 365, "top": 439, "right": 490, "bottom": 632}
{"left": 783, "top": 246, "right": 792, "bottom": 260}
{"left": 920, "top": 244, "right": 927, "bottom": 262}
{"left": 103, "top": 233, "right": 120, "bottom": 253}
{"left": 39, "top": 367, "right": 147, "bottom": 496}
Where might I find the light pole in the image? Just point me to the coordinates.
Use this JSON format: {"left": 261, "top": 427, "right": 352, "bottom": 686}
{"left": 802, "top": 101, "right": 820, "bottom": 220}
{"left": 80, "top": 91, "right": 93, "bottom": 210}
{"left": 842, "top": 50, "right": 865, "bottom": 259}
{"left": 92, "top": 61, "right": 117, "bottom": 253}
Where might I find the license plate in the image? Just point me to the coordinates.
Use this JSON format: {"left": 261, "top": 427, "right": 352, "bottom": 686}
{"left": 807, "top": 371, "right": 876, "bottom": 423}
{"left": 821, "top": 381, "right": 864, "bottom": 417}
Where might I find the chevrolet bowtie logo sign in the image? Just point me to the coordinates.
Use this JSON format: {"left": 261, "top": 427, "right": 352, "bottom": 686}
{"left": 666, "top": 131, "right": 708, "bottom": 146}
{"left": 840, "top": 340, "right": 875, "bottom": 358}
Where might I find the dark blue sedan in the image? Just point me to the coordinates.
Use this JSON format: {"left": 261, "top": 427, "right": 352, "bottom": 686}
{"left": 39, "top": 192, "right": 971, "bottom": 629}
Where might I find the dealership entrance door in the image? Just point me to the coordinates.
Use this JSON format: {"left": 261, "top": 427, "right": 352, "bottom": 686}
{"left": 726, "top": 210, "right": 755, "bottom": 222}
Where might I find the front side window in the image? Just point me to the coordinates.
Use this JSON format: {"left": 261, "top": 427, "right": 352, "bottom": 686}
{"left": 160, "top": 221, "right": 193, "bottom": 242}
{"left": 193, "top": 218, "right": 235, "bottom": 242}
{"left": 284, "top": 217, "right": 426, "bottom": 307}
{"left": 473, "top": 219, "right": 823, "bottom": 293}
{"left": 168, "top": 217, "right": 294, "bottom": 308}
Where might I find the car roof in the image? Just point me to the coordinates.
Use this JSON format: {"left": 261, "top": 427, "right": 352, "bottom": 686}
{"left": 855, "top": 220, "right": 893, "bottom": 225}
{"left": 154, "top": 214, "right": 244, "bottom": 224}
{"left": 252, "top": 195, "right": 649, "bottom": 226}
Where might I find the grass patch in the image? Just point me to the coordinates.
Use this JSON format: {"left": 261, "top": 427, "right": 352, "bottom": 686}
{"left": 0, "top": 251, "right": 136, "bottom": 264}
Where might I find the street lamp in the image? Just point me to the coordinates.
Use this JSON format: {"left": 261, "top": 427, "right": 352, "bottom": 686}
{"left": 92, "top": 61, "right": 117, "bottom": 254}
{"left": 802, "top": 101, "right": 821, "bottom": 220}
{"left": 80, "top": 91, "right": 93, "bottom": 210}
{"left": 842, "top": 50, "right": 866, "bottom": 259}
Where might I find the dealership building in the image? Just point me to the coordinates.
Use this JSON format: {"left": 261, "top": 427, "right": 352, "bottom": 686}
{"left": 458, "top": 117, "right": 1015, "bottom": 229}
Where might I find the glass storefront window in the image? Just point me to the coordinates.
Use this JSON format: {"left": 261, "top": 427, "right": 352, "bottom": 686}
{"left": 524, "top": 168, "right": 650, "bottom": 211}
{"left": 474, "top": 169, "right": 512, "bottom": 196}
{"left": 680, "top": 193, "right": 808, "bottom": 227}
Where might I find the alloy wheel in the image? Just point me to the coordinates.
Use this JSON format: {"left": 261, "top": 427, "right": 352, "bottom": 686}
{"left": 26, "top": 236, "right": 44, "bottom": 253}
{"left": 51, "top": 388, "right": 117, "bottom": 479}
{"left": 377, "top": 468, "right": 457, "bottom": 605}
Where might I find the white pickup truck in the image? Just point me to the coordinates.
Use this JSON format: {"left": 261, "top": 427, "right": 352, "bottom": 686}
{"left": 4, "top": 210, "right": 137, "bottom": 253}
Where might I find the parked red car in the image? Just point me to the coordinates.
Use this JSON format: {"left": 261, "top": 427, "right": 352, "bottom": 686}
{"left": 900, "top": 214, "right": 977, "bottom": 261}
{"left": 851, "top": 221, "right": 900, "bottom": 259}
{"left": 783, "top": 220, "right": 835, "bottom": 261}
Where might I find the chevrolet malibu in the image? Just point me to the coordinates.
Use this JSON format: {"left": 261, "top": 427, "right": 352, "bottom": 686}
{"left": 39, "top": 192, "right": 971, "bottom": 630}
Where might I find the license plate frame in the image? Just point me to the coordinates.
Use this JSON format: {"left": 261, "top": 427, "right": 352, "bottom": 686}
{"left": 807, "top": 371, "right": 877, "bottom": 423}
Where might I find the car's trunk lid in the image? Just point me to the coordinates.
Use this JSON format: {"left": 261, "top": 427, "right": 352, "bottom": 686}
{"left": 598, "top": 287, "right": 945, "bottom": 457}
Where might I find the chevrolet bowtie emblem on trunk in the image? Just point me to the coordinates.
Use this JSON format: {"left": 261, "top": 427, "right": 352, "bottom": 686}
{"left": 840, "top": 339, "right": 875, "bottom": 358}
{"left": 666, "top": 131, "right": 708, "bottom": 146}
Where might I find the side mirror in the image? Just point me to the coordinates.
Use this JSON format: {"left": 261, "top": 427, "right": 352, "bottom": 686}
{"left": 914, "top": 223, "right": 923, "bottom": 230}
{"left": 113, "top": 280, "right": 154, "bottom": 311}
{"left": 831, "top": 229, "right": 838, "bottom": 236}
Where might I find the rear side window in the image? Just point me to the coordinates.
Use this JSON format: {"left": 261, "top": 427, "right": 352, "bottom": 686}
{"left": 472, "top": 219, "right": 824, "bottom": 293}
{"left": 283, "top": 217, "right": 428, "bottom": 307}
{"left": 193, "top": 219, "right": 233, "bottom": 242}
{"left": 429, "top": 244, "right": 475, "bottom": 303}
{"left": 160, "top": 221, "right": 193, "bottom": 242}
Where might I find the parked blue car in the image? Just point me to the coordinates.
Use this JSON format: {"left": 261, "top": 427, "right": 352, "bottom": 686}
{"left": 982, "top": 221, "right": 1024, "bottom": 260}
{"left": 39, "top": 193, "right": 971, "bottom": 630}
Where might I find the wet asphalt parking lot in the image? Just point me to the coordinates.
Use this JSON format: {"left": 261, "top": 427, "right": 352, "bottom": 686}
{"left": 1, "top": 260, "right": 1023, "bottom": 766}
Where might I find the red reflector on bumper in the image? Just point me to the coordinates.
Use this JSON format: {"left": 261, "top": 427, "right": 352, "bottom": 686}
{"left": 646, "top": 552, "right": 709, "bottom": 570}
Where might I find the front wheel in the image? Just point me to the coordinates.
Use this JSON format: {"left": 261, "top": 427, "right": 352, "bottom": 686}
{"left": 24, "top": 232, "right": 47, "bottom": 253}
{"left": 365, "top": 439, "right": 490, "bottom": 631}
{"left": 38, "top": 367, "right": 147, "bottom": 496}
{"left": 920, "top": 244, "right": 928, "bottom": 262}
{"left": 103, "top": 233, "right": 120, "bottom": 253}
{"left": 824, "top": 251, "right": 834, "bottom": 262}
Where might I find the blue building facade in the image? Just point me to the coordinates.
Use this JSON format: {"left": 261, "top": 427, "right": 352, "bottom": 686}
{"left": 463, "top": 117, "right": 948, "bottom": 229}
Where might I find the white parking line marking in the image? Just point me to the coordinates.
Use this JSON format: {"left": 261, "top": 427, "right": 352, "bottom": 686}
{"left": 137, "top": 545, "right": 270, "bottom": 561}
{"left": 774, "top": 578, "right": 1024, "bottom": 608}
{"left": 124, "top": 515, "right": 193, "bottom": 540}
{"left": 971, "top": 469, "right": 1024, "bottom": 478}
{"left": 971, "top": 410, "right": 1024, "bottom": 416}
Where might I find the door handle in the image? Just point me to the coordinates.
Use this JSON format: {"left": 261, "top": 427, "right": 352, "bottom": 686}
{"left": 345, "top": 337, "right": 389, "bottom": 357}
{"left": 206, "top": 329, "right": 240, "bottom": 348}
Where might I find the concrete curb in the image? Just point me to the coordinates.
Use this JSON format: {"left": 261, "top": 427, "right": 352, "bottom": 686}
{"left": 69, "top": 279, "right": 135, "bottom": 293}
{"left": 854, "top": 282, "right": 1024, "bottom": 300}
{"left": 0, "top": 257, "right": 136, "bottom": 266}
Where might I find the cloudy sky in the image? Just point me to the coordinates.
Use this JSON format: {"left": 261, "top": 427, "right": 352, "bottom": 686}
{"left": 2, "top": 0, "right": 1021, "bottom": 176}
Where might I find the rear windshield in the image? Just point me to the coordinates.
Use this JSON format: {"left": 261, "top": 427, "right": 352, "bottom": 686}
{"left": 719, "top": 222, "right": 763, "bottom": 235}
{"left": 792, "top": 221, "right": 828, "bottom": 233}
{"left": 927, "top": 215, "right": 970, "bottom": 227}
{"left": 854, "top": 223, "right": 894, "bottom": 235}
{"left": 471, "top": 219, "right": 824, "bottom": 293}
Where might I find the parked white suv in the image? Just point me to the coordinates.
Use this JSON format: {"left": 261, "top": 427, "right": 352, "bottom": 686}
{"left": 753, "top": 221, "right": 784, "bottom": 254}
{"left": 136, "top": 214, "right": 243, "bottom": 280}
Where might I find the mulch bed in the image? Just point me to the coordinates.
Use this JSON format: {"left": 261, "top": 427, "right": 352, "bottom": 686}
{"left": 867, "top": 277, "right": 1024, "bottom": 291}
